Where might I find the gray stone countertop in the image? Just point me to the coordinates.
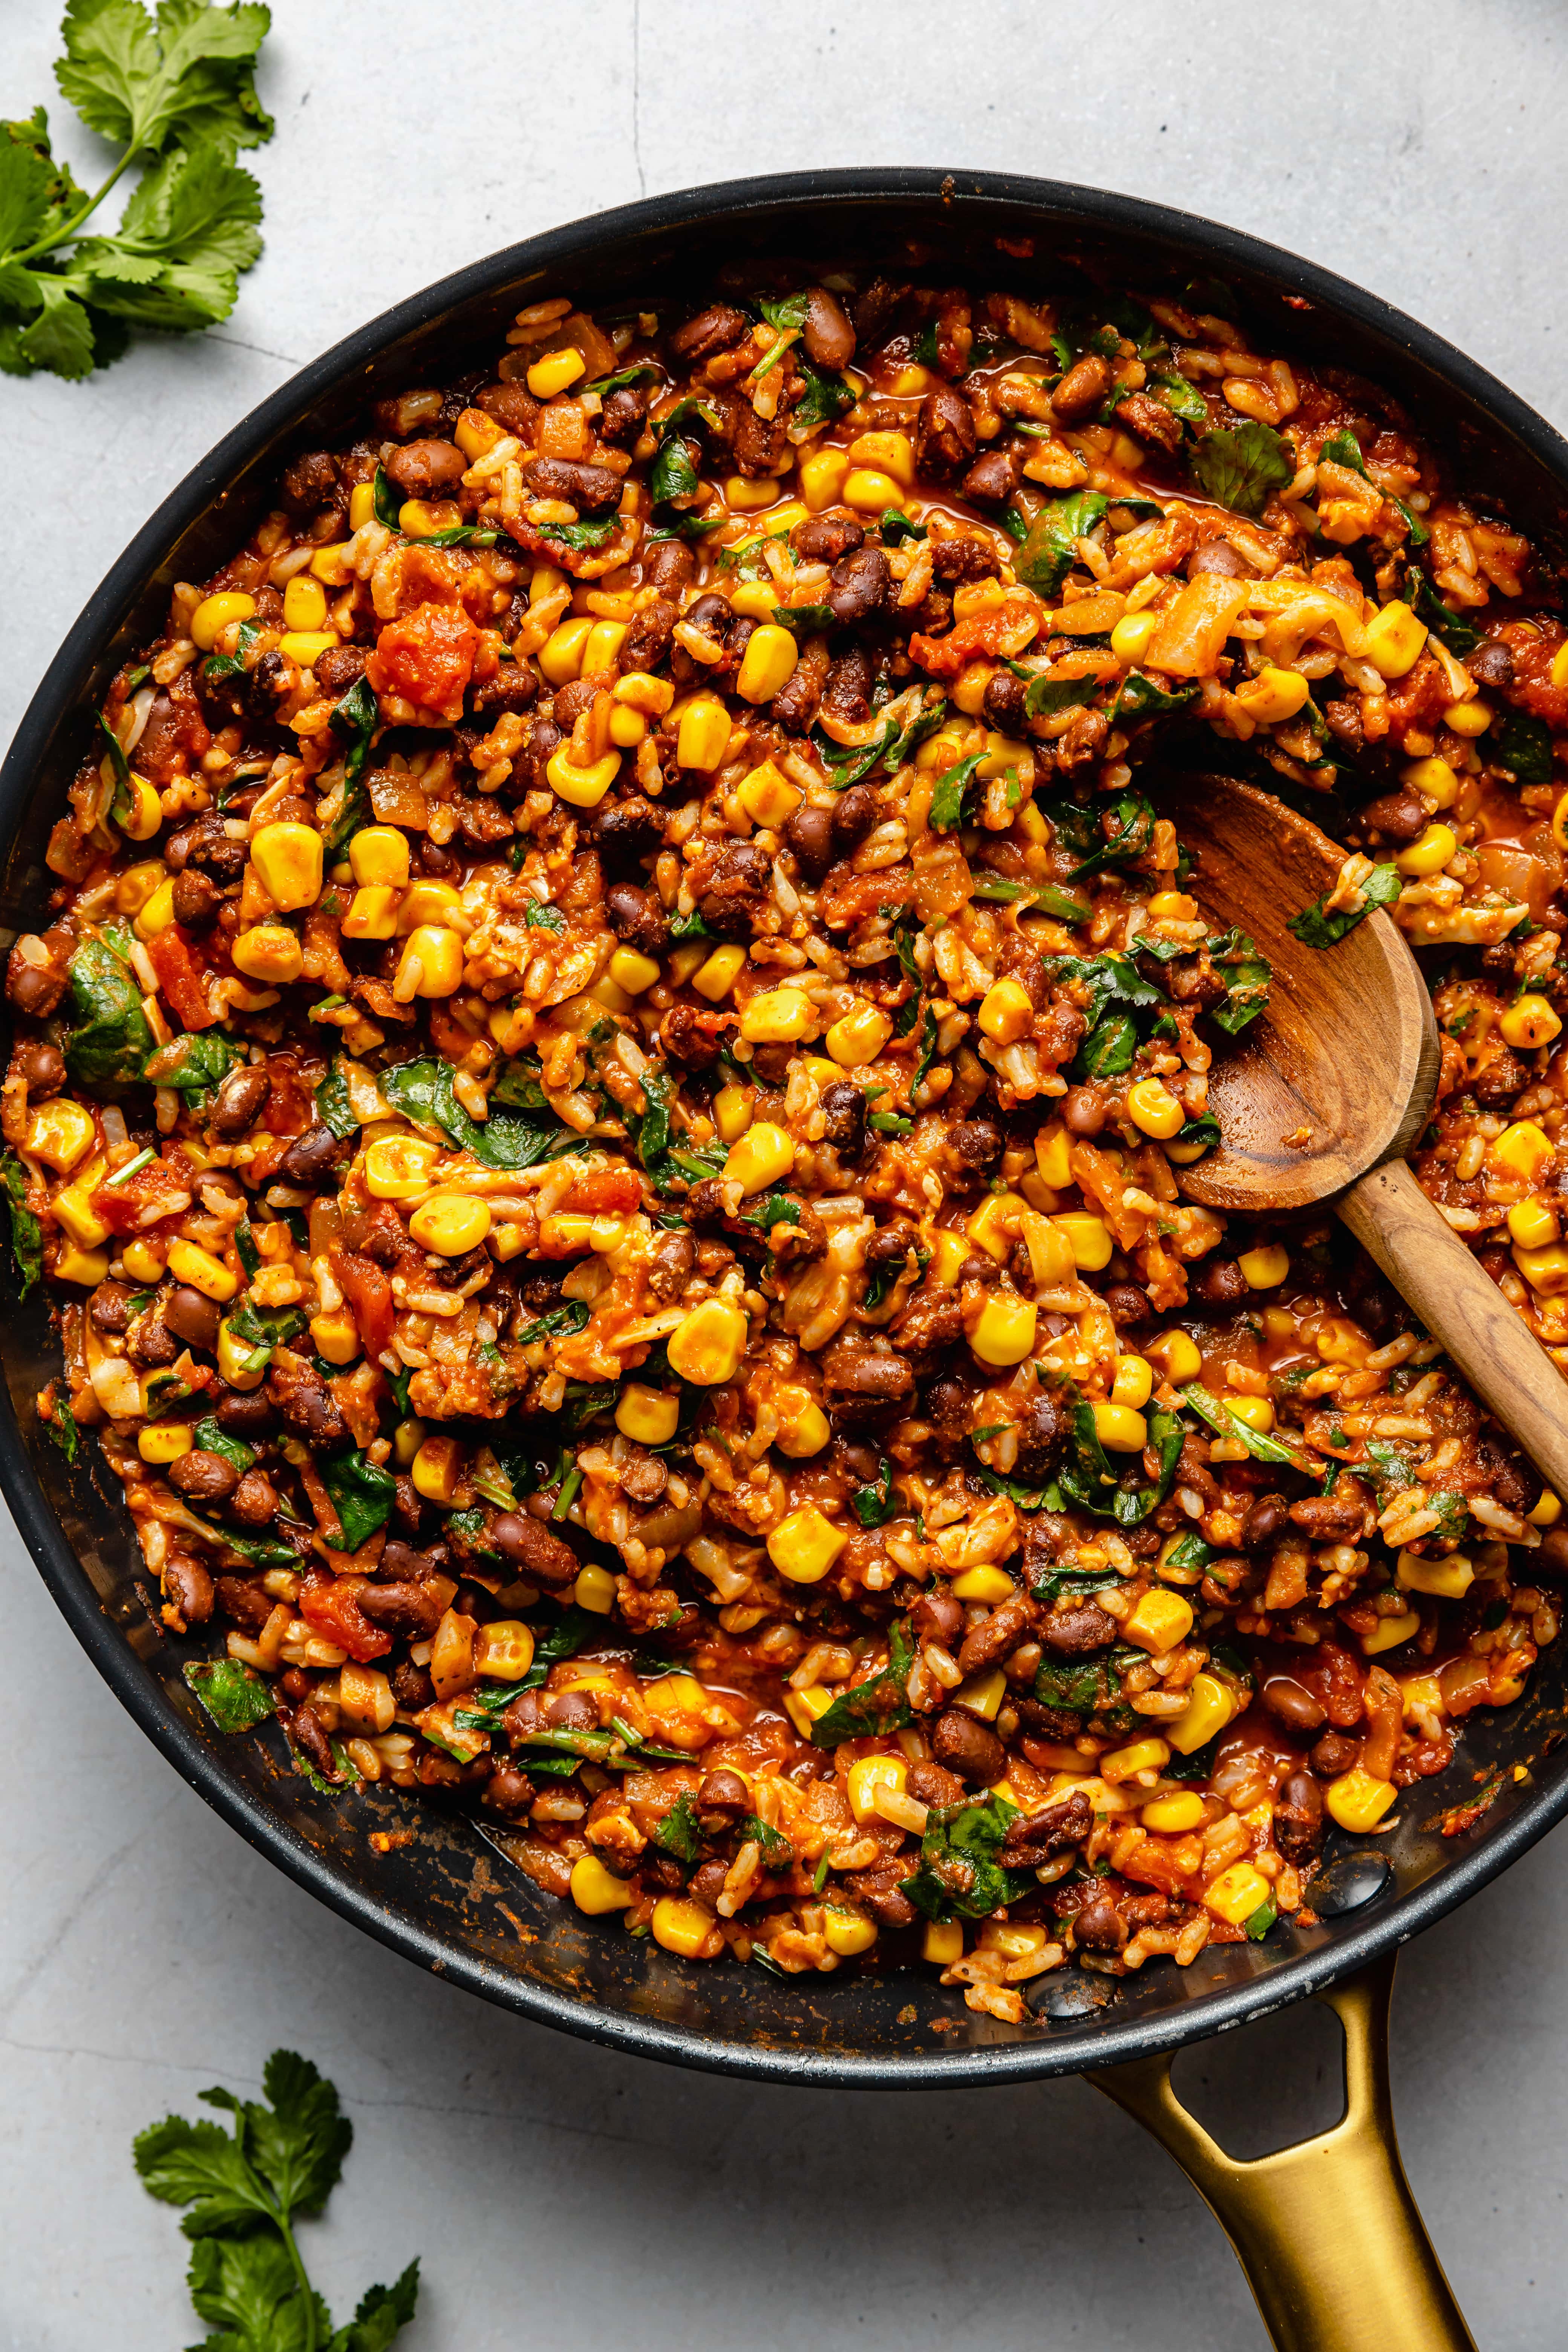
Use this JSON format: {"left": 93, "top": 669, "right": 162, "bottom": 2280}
{"left": 4, "top": 3, "right": 1567, "bottom": 2342}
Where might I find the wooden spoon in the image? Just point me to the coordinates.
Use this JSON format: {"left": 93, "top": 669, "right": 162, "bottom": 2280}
{"left": 1167, "top": 770, "right": 1568, "bottom": 1498}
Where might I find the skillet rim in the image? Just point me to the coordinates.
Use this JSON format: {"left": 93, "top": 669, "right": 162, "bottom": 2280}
{"left": 7, "top": 162, "right": 1568, "bottom": 2088}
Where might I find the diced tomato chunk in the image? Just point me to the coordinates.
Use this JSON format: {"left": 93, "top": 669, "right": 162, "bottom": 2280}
{"left": 297, "top": 1573, "right": 392, "bottom": 1663}
{"left": 146, "top": 929, "right": 216, "bottom": 1029}
{"left": 366, "top": 600, "right": 479, "bottom": 721}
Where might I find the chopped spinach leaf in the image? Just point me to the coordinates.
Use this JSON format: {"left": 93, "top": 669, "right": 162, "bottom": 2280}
{"left": 1288, "top": 862, "right": 1401, "bottom": 948}
{"left": 879, "top": 510, "right": 927, "bottom": 545}
{"left": 928, "top": 750, "right": 985, "bottom": 832}
{"left": 1024, "top": 670, "right": 1101, "bottom": 720}
{"left": 142, "top": 1029, "right": 243, "bottom": 1109}
{"left": 1406, "top": 565, "right": 1483, "bottom": 656}
{"left": 653, "top": 1793, "right": 704, "bottom": 1865}
{"left": 788, "top": 356, "right": 858, "bottom": 439}
{"left": 850, "top": 1460, "right": 898, "bottom": 1528}
{"left": 183, "top": 1657, "right": 276, "bottom": 1733}
{"left": 1496, "top": 710, "right": 1554, "bottom": 785}
{"left": 900, "top": 1794, "right": 1031, "bottom": 1923}
{"left": 1181, "top": 1381, "right": 1306, "bottom": 1467}
{"left": 1188, "top": 420, "right": 1293, "bottom": 519}
{"left": 192, "top": 1417, "right": 256, "bottom": 1476}
{"left": 515, "top": 1299, "right": 591, "bottom": 1346}
{"left": 314, "top": 1054, "right": 360, "bottom": 1140}
{"left": 1058, "top": 1399, "right": 1184, "bottom": 1526}
{"left": 380, "top": 1055, "right": 564, "bottom": 1171}
{"left": 0, "top": 1151, "right": 41, "bottom": 1298}
{"left": 64, "top": 934, "right": 153, "bottom": 1087}
{"left": 321, "top": 1450, "right": 397, "bottom": 1551}
{"left": 1015, "top": 491, "right": 1108, "bottom": 600}
{"left": 1112, "top": 672, "right": 1199, "bottom": 723}
{"left": 808, "top": 1623, "right": 915, "bottom": 1746}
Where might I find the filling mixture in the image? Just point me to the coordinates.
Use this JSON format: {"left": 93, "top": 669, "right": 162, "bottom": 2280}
{"left": 11, "top": 257, "right": 1568, "bottom": 2017}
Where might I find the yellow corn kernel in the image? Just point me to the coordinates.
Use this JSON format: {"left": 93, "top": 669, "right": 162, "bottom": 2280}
{"left": 1147, "top": 891, "right": 1199, "bottom": 921}
{"left": 847, "top": 1754, "right": 908, "bottom": 1825}
{"left": 1361, "top": 1607, "right": 1420, "bottom": 1655}
{"left": 1100, "top": 1736, "right": 1172, "bottom": 1785}
{"left": 815, "top": 1004, "right": 891, "bottom": 1073}
{"left": 250, "top": 822, "right": 324, "bottom": 913}
{"left": 822, "top": 1906, "right": 878, "bottom": 1957}
{"left": 1124, "top": 1589, "right": 1194, "bottom": 1655}
{"left": 54, "top": 1242, "right": 110, "bottom": 1286}
{"left": 668, "top": 1297, "right": 749, "bottom": 1386}
{"left": 232, "top": 924, "right": 304, "bottom": 985}
{"left": 409, "top": 1192, "right": 492, "bottom": 1255}
{"left": 923, "top": 1919, "right": 963, "bottom": 1966}
{"left": 1110, "top": 1354, "right": 1153, "bottom": 1411}
{"left": 734, "top": 759, "right": 801, "bottom": 830}
{"left": 915, "top": 724, "right": 969, "bottom": 772}
{"left": 723, "top": 473, "right": 781, "bottom": 511}
{"left": 52, "top": 1164, "right": 110, "bottom": 1249}
{"left": 977, "top": 975, "right": 1034, "bottom": 1046}
{"left": 1093, "top": 1401, "right": 1147, "bottom": 1455}
{"left": 689, "top": 943, "right": 745, "bottom": 1002}
{"left": 342, "top": 884, "right": 400, "bottom": 941}
{"left": 1490, "top": 1120, "right": 1553, "bottom": 1184}
{"left": 411, "top": 1435, "right": 464, "bottom": 1506}
{"left": 1167, "top": 1671, "right": 1234, "bottom": 1754}
{"left": 282, "top": 574, "right": 328, "bottom": 633}
{"left": 739, "top": 987, "right": 812, "bottom": 1043}
{"left": 799, "top": 447, "right": 851, "bottom": 510}
{"left": 768, "top": 1504, "right": 847, "bottom": 1584}
{"left": 471, "top": 1620, "right": 536, "bottom": 1681}
{"left": 1529, "top": 1490, "right": 1563, "bottom": 1527}
{"left": 614, "top": 1385, "right": 680, "bottom": 1447}
{"left": 348, "top": 481, "right": 377, "bottom": 530}
{"left": 951, "top": 662, "right": 998, "bottom": 719}
{"left": 608, "top": 703, "right": 647, "bottom": 748}
{"left": 279, "top": 629, "right": 340, "bottom": 669}
{"left": 1204, "top": 1861, "right": 1272, "bottom": 1926}
{"left": 576, "top": 618, "right": 624, "bottom": 676}
{"left": 1106, "top": 609, "right": 1159, "bottom": 664}
{"left": 395, "top": 924, "right": 465, "bottom": 998}
{"left": 113, "top": 776, "right": 162, "bottom": 843}
{"left": 775, "top": 1396, "right": 831, "bottom": 1458}
{"left": 1237, "top": 1243, "right": 1290, "bottom": 1289}
{"left": 539, "top": 616, "right": 594, "bottom": 685}
{"left": 134, "top": 877, "right": 178, "bottom": 939}
{"left": 707, "top": 1084, "right": 752, "bottom": 1147}
{"left": 392, "top": 1417, "right": 425, "bottom": 1468}
{"left": 959, "top": 1191, "right": 1016, "bottom": 1265}
{"left": 929, "top": 1228, "right": 971, "bottom": 1287}
{"left": 606, "top": 947, "right": 660, "bottom": 998}
{"left": 310, "top": 1309, "right": 360, "bottom": 1366}
{"left": 1444, "top": 702, "right": 1491, "bottom": 742}
{"left": 950, "top": 1565, "right": 1017, "bottom": 1603}
{"left": 971, "top": 1295, "right": 1038, "bottom": 1367}
{"left": 1508, "top": 1197, "right": 1559, "bottom": 1249}
{"left": 727, "top": 580, "right": 781, "bottom": 622}
{"left": 190, "top": 590, "right": 256, "bottom": 651}
{"left": 651, "top": 1896, "right": 718, "bottom": 1958}
{"left": 1026, "top": 1133, "right": 1069, "bottom": 1199}
{"left": 527, "top": 345, "right": 585, "bottom": 398}
{"left": 843, "top": 467, "right": 905, "bottom": 512}
{"left": 1144, "top": 1332, "right": 1200, "bottom": 1388}
{"left": 1126, "top": 1076, "right": 1184, "bottom": 1140}
{"left": 115, "top": 859, "right": 166, "bottom": 919}
{"left": 349, "top": 826, "right": 411, "bottom": 888}
{"left": 311, "top": 539, "right": 355, "bottom": 586}
{"left": 572, "top": 1854, "right": 635, "bottom": 1914}
{"left": 216, "top": 1318, "right": 264, "bottom": 1389}
{"left": 1491, "top": 1122, "right": 1553, "bottom": 1190}
{"left": 24, "top": 1099, "right": 95, "bottom": 1174}
{"left": 724, "top": 1121, "right": 794, "bottom": 1194}
{"left": 1233, "top": 665, "right": 1311, "bottom": 723}
{"left": 165, "top": 1237, "right": 237, "bottom": 1303}
{"left": 1055, "top": 1213, "right": 1112, "bottom": 1272}
{"left": 1499, "top": 992, "right": 1563, "bottom": 1049}
{"left": 1228, "top": 1395, "right": 1276, "bottom": 1433}
{"left": 364, "top": 1135, "right": 439, "bottom": 1199}
{"left": 568, "top": 1563, "right": 615, "bottom": 1616}
{"left": 122, "top": 1238, "right": 165, "bottom": 1283}
{"left": 1396, "top": 1547, "right": 1474, "bottom": 1600}
{"left": 1361, "top": 599, "right": 1429, "bottom": 680}
{"left": 677, "top": 694, "right": 733, "bottom": 772}
{"left": 1514, "top": 1239, "right": 1568, "bottom": 1295}
{"left": 1142, "top": 1790, "right": 1207, "bottom": 1834}
{"left": 139, "top": 1421, "right": 194, "bottom": 1464}
{"left": 453, "top": 407, "right": 506, "bottom": 464}
{"left": 1396, "top": 821, "right": 1457, "bottom": 877}
{"left": 1404, "top": 755, "right": 1460, "bottom": 808}
{"left": 848, "top": 429, "right": 915, "bottom": 486}
{"left": 1326, "top": 1764, "right": 1398, "bottom": 1833}
{"left": 784, "top": 1683, "right": 834, "bottom": 1738}
{"left": 546, "top": 745, "right": 622, "bottom": 808}
{"left": 954, "top": 1666, "right": 1006, "bottom": 1720}
{"left": 735, "top": 623, "right": 799, "bottom": 706}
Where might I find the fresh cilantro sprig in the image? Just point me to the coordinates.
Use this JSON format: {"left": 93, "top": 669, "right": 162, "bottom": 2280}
{"left": 2, "top": 1, "right": 274, "bottom": 382}
{"left": 134, "top": 2049, "right": 419, "bottom": 2352}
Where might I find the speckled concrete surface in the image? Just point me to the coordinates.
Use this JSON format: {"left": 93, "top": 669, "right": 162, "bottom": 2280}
{"left": 5, "top": 4, "right": 1568, "bottom": 2343}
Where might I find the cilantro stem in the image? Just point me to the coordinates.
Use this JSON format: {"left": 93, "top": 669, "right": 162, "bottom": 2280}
{"left": 11, "top": 149, "right": 136, "bottom": 266}
{"left": 276, "top": 2208, "right": 320, "bottom": 2352}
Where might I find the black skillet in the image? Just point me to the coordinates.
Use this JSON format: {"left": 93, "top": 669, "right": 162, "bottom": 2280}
{"left": 5, "top": 170, "right": 1567, "bottom": 2351}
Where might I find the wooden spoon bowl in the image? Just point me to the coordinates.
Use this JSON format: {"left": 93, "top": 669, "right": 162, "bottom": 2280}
{"left": 1170, "top": 771, "right": 1568, "bottom": 1498}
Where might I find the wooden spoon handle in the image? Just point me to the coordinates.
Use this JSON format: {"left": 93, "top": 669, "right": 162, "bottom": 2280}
{"left": 1338, "top": 1158, "right": 1568, "bottom": 1500}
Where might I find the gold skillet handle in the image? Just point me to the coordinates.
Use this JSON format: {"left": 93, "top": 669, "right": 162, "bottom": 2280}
{"left": 1088, "top": 1952, "right": 1475, "bottom": 2352}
